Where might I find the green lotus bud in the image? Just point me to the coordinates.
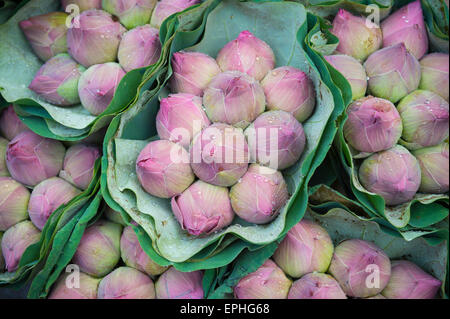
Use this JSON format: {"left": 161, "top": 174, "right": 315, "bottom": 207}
{"left": 359, "top": 145, "right": 421, "bottom": 206}
{"left": 102, "top": 0, "right": 157, "bottom": 29}
{"left": 0, "top": 177, "right": 30, "bottom": 231}
{"left": 273, "top": 219, "right": 334, "bottom": 278}
{"left": 104, "top": 206, "right": 127, "bottom": 226}
{"left": 0, "top": 137, "right": 10, "bottom": 177}
{"left": 366, "top": 294, "right": 386, "bottom": 299}
{"left": 412, "top": 143, "right": 449, "bottom": 194}
{"left": 98, "top": 267, "right": 156, "bottom": 299}
{"left": 155, "top": 267, "right": 204, "bottom": 299}
{"left": 49, "top": 271, "right": 100, "bottom": 299}
{"left": 121, "top": 226, "right": 167, "bottom": 276}
{"left": 397, "top": 90, "right": 449, "bottom": 148}
{"left": 61, "top": 0, "right": 102, "bottom": 12}
{"left": 329, "top": 239, "right": 391, "bottom": 298}
{"left": 419, "top": 53, "right": 449, "bottom": 101}
{"left": 1, "top": 221, "right": 40, "bottom": 272}
{"left": 234, "top": 259, "right": 292, "bottom": 299}
{"left": 288, "top": 273, "right": 347, "bottom": 299}
{"left": 72, "top": 220, "right": 122, "bottom": 277}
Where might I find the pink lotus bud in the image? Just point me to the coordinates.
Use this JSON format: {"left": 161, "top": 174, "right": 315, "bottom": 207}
{"left": 324, "top": 54, "right": 367, "bottom": 100}
{"left": 28, "top": 53, "right": 86, "bottom": 106}
{"left": 169, "top": 51, "right": 221, "bottom": 96}
{"left": 261, "top": 66, "right": 316, "bottom": 122}
{"left": 288, "top": 273, "right": 347, "bottom": 299}
{"left": 381, "top": 0, "right": 428, "bottom": 59}
{"left": 118, "top": 25, "right": 161, "bottom": 72}
{"left": 61, "top": 0, "right": 102, "bottom": 12}
{"left": 67, "top": 9, "right": 126, "bottom": 67}
{"left": 359, "top": 145, "right": 421, "bottom": 206}
{"left": 203, "top": 71, "right": 265, "bottom": 129}
{"left": 78, "top": 62, "right": 126, "bottom": 115}
{"left": 366, "top": 294, "right": 386, "bottom": 299}
{"left": 19, "top": 12, "right": 68, "bottom": 61}
{"left": 0, "top": 105, "right": 30, "bottom": 141}
{"left": 1, "top": 221, "right": 40, "bottom": 272}
{"left": 381, "top": 260, "right": 441, "bottom": 299}
{"left": 155, "top": 267, "right": 204, "bottom": 299}
{"left": 6, "top": 131, "right": 65, "bottom": 187}
{"left": 190, "top": 123, "right": 249, "bottom": 187}
{"left": 0, "top": 232, "right": 4, "bottom": 270}
{"left": 150, "top": 0, "right": 200, "bottom": 29}
{"left": 229, "top": 164, "right": 288, "bottom": 224}
{"left": 331, "top": 9, "right": 382, "bottom": 61}
{"left": 102, "top": 0, "right": 157, "bottom": 29}
{"left": 397, "top": 90, "right": 449, "bottom": 148}
{"left": 234, "top": 259, "right": 292, "bottom": 299}
{"left": 273, "top": 219, "right": 333, "bottom": 278}
{"left": 28, "top": 177, "right": 81, "bottom": 230}
{"left": 245, "top": 110, "right": 306, "bottom": 170}
{"left": 59, "top": 143, "right": 100, "bottom": 190}
{"left": 0, "top": 177, "right": 30, "bottom": 231}
{"left": 413, "top": 143, "right": 449, "bottom": 194}
{"left": 419, "top": 53, "right": 449, "bottom": 101}
{"left": 343, "top": 96, "right": 403, "bottom": 153}
{"left": 104, "top": 206, "right": 127, "bottom": 226}
{"left": 136, "top": 140, "right": 194, "bottom": 198}
{"left": 156, "top": 93, "right": 210, "bottom": 149}
{"left": 171, "top": 180, "right": 234, "bottom": 236}
{"left": 120, "top": 226, "right": 167, "bottom": 276}
{"left": 329, "top": 239, "right": 391, "bottom": 298}
{"left": 49, "top": 271, "right": 100, "bottom": 299}
{"left": 0, "top": 138, "right": 9, "bottom": 177}
{"left": 364, "top": 43, "right": 421, "bottom": 103}
{"left": 217, "top": 30, "right": 275, "bottom": 81}
{"left": 98, "top": 267, "right": 156, "bottom": 299}
{"left": 72, "top": 220, "right": 122, "bottom": 277}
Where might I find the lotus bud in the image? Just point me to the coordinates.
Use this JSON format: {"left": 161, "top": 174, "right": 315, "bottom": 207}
{"left": 6, "top": 131, "right": 65, "bottom": 187}
{"left": 343, "top": 96, "right": 403, "bottom": 153}
{"left": 98, "top": 267, "right": 156, "bottom": 299}
{"left": 0, "top": 177, "right": 30, "bottom": 231}
{"left": 381, "top": 260, "right": 441, "bottom": 299}
{"left": 359, "top": 145, "right": 421, "bottom": 206}
{"left": 137, "top": 140, "right": 194, "bottom": 198}
{"left": 78, "top": 63, "right": 126, "bottom": 115}
{"left": 234, "top": 259, "right": 292, "bottom": 299}
{"left": 155, "top": 267, "right": 204, "bottom": 299}
{"left": 366, "top": 294, "right": 386, "bottom": 299}
{"left": 102, "top": 0, "right": 157, "bottom": 29}
{"left": 67, "top": 9, "right": 126, "bottom": 67}
{"left": 72, "top": 220, "right": 122, "bottom": 277}
{"left": 19, "top": 12, "right": 68, "bottom": 61}
{"left": 118, "top": 25, "right": 161, "bottom": 72}
{"left": 0, "top": 105, "right": 30, "bottom": 141}
{"left": 381, "top": 0, "right": 428, "bottom": 59}
{"left": 364, "top": 43, "right": 421, "bottom": 103}
{"left": 0, "top": 138, "right": 9, "bottom": 177}
{"left": 261, "top": 67, "right": 315, "bottom": 122}
{"left": 28, "top": 53, "right": 86, "bottom": 106}
{"left": 331, "top": 9, "right": 382, "bottom": 61}
{"left": 121, "top": 226, "right": 167, "bottom": 276}
{"left": 272, "top": 219, "right": 333, "bottom": 278}
{"left": 324, "top": 54, "right": 367, "bottom": 100}
{"left": 104, "top": 206, "right": 127, "bottom": 226}
{"left": 169, "top": 51, "right": 221, "bottom": 96}
{"left": 203, "top": 71, "right": 265, "bottom": 129}
{"left": 397, "top": 90, "right": 449, "bottom": 148}
{"left": 171, "top": 180, "right": 234, "bottom": 236}
{"left": 190, "top": 123, "right": 249, "bottom": 187}
{"left": 59, "top": 144, "right": 100, "bottom": 190}
{"left": 412, "top": 143, "right": 449, "bottom": 194}
{"left": 28, "top": 177, "right": 81, "bottom": 230}
{"left": 419, "top": 53, "right": 449, "bottom": 101}
{"left": 0, "top": 232, "right": 4, "bottom": 270}
{"left": 288, "top": 273, "right": 347, "bottom": 299}
{"left": 245, "top": 111, "right": 306, "bottom": 170}
{"left": 230, "top": 164, "right": 288, "bottom": 224}
{"left": 61, "top": 0, "right": 102, "bottom": 12}
{"left": 156, "top": 93, "right": 210, "bottom": 149}
{"left": 49, "top": 271, "right": 100, "bottom": 299}
{"left": 1, "top": 221, "right": 40, "bottom": 272}
{"left": 150, "top": 0, "right": 201, "bottom": 29}
{"left": 329, "top": 239, "right": 391, "bottom": 298}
